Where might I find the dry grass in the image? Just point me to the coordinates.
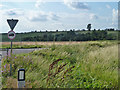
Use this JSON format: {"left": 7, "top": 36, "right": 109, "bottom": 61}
{"left": 1, "top": 41, "right": 87, "bottom": 46}
{"left": 3, "top": 77, "right": 32, "bottom": 88}
{"left": 6, "top": 77, "right": 17, "bottom": 88}
{"left": 80, "top": 45, "right": 118, "bottom": 86}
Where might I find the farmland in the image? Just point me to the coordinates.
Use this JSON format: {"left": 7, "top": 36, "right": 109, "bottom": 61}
{"left": 0, "top": 30, "right": 118, "bottom": 42}
{"left": 1, "top": 40, "right": 118, "bottom": 88}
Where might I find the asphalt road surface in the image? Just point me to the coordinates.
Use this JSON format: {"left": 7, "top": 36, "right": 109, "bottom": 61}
{"left": 1, "top": 48, "right": 47, "bottom": 57}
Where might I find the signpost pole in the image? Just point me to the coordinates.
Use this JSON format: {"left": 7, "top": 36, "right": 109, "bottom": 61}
{"left": 11, "top": 40, "right": 12, "bottom": 54}
{"left": 10, "top": 40, "right": 12, "bottom": 76}
{"left": 0, "top": 54, "right": 1, "bottom": 84}
{"left": 7, "top": 48, "right": 8, "bottom": 56}
{"left": 6, "top": 48, "right": 8, "bottom": 61}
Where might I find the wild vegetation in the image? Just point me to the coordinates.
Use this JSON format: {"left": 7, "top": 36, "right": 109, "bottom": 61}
{"left": 1, "top": 41, "right": 118, "bottom": 88}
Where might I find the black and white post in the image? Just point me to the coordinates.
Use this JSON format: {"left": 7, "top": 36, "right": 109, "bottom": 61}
{"left": 18, "top": 69, "right": 25, "bottom": 88}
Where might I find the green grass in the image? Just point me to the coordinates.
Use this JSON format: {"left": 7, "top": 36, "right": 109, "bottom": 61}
{"left": 1, "top": 41, "right": 118, "bottom": 88}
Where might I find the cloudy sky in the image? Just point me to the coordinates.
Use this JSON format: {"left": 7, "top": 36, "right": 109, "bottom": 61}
{"left": 0, "top": 0, "right": 118, "bottom": 33}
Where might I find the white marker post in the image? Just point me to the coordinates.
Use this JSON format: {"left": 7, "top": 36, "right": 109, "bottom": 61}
{"left": 18, "top": 69, "right": 25, "bottom": 88}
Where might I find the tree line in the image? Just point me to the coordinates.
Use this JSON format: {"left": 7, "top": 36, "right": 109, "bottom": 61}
{"left": 22, "top": 30, "right": 118, "bottom": 41}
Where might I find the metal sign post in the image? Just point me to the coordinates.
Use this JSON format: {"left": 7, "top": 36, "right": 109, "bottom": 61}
{"left": 0, "top": 58, "right": 1, "bottom": 87}
{"left": 0, "top": 54, "right": 2, "bottom": 67}
{"left": 0, "top": 54, "right": 2, "bottom": 60}
{"left": 6, "top": 48, "right": 9, "bottom": 63}
{"left": 7, "top": 30, "right": 16, "bottom": 76}
{"left": 7, "top": 19, "right": 18, "bottom": 76}
{"left": 18, "top": 69, "right": 25, "bottom": 88}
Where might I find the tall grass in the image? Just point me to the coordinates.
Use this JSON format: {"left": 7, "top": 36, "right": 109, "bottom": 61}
{"left": 80, "top": 45, "right": 118, "bottom": 87}
{"left": 1, "top": 41, "right": 118, "bottom": 88}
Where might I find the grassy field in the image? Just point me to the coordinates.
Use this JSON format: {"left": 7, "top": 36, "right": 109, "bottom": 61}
{"left": 1, "top": 41, "right": 85, "bottom": 49}
{"left": 0, "top": 40, "right": 118, "bottom": 48}
{"left": 1, "top": 41, "right": 118, "bottom": 88}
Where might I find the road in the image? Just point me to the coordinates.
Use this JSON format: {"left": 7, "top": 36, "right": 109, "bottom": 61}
{"left": 1, "top": 48, "right": 47, "bottom": 57}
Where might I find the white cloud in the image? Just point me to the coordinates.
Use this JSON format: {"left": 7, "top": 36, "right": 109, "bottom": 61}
{"left": 58, "top": 12, "right": 99, "bottom": 29}
{"left": 112, "top": 9, "right": 118, "bottom": 25}
{"left": 28, "top": 13, "right": 48, "bottom": 22}
{"left": 106, "top": 4, "right": 111, "bottom": 9}
{"left": 64, "top": 0, "right": 90, "bottom": 10}
{"left": 0, "top": 4, "right": 7, "bottom": 8}
{"left": 90, "top": 14, "right": 98, "bottom": 20}
{"left": 1, "top": 0, "right": 120, "bottom": 2}
{"left": 48, "top": 12, "right": 59, "bottom": 21}
{"left": 3, "top": 8, "right": 24, "bottom": 16}
{"left": 0, "top": 4, "right": 4, "bottom": 8}
{"left": 35, "top": 0, "right": 46, "bottom": 8}
{"left": 27, "top": 11, "right": 60, "bottom": 22}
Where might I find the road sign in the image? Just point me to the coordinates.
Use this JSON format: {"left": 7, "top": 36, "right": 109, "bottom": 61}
{"left": 7, "top": 19, "right": 18, "bottom": 77}
{"left": 8, "top": 30, "right": 16, "bottom": 40}
{"left": 7, "top": 19, "right": 18, "bottom": 30}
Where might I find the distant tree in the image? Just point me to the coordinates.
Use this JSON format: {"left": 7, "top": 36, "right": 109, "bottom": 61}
{"left": 110, "top": 28, "right": 115, "bottom": 31}
{"left": 82, "top": 29, "right": 85, "bottom": 31}
{"left": 73, "top": 29, "right": 75, "bottom": 31}
{"left": 87, "top": 24, "right": 91, "bottom": 31}
{"left": 98, "top": 29, "right": 100, "bottom": 31}
{"left": 31, "top": 31, "right": 34, "bottom": 33}
{"left": 56, "top": 30, "right": 58, "bottom": 32}
{"left": 105, "top": 29, "right": 108, "bottom": 31}
{"left": 77, "top": 29, "right": 80, "bottom": 31}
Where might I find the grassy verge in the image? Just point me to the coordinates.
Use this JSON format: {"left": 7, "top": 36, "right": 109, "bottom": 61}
{"left": 1, "top": 41, "right": 118, "bottom": 88}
